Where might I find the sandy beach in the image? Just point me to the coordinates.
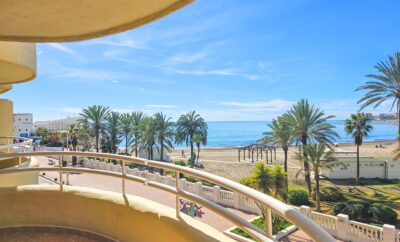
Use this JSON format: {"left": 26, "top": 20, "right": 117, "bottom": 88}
{"left": 170, "top": 140, "right": 397, "bottom": 182}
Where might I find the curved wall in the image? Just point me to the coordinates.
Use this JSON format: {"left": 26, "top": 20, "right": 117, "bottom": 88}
{"left": 0, "top": 185, "right": 234, "bottom": 242}
{"left": 0, "top": 157, "right": 39, "bottom": 186}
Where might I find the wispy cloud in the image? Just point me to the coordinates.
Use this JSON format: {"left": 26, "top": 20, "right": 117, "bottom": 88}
{"left": 145, "top": 104, "right": 177, "bottom": 108}
{"left": 46, "top": 43, "right": 84, "bottom": 60}
{"left": 176, "top": 68, "right": 261, "bottom": 80}
{"left": 216, "top": 99, "right": 294, "bottom": 110}
{"left": 61, "top": 107, "right": 81, "bottom": 113}
{"left": 95, "top": 37, "right": 153, "bottom": 50}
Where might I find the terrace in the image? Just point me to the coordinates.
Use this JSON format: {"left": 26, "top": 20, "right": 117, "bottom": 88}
{"left": 0, "top": 1, "right": 396, "bottom": 241}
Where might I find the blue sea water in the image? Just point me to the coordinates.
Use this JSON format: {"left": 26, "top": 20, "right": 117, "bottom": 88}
{"left": 120, "top": 120, "right": 398, "bottom": 148}
{"left": 200, "top": 120, "right": 398, "bottom": 148}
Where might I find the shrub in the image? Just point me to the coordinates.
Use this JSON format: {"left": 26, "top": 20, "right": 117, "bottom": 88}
{"left": 62, "top": 160, "right": 68, "bottom": 167}
{"left": 333, "top": 202, "right": 397, "bottom": 225}
{"left": 239, "top": 177, "right": 253, "bottom": 187}
{"left": 370, "top": 205, "right": 397, "bottom": 224}
{"left": 231, "top": 216, "right": 292, "bottom": 239}
{"left": 174, "top": 160, "right": 187, "bottom": 166}
{"left": 288, "top": 189, "right": 310, "bottom": 206}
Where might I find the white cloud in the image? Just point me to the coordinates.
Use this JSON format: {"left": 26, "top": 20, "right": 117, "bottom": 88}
{"left": 175, "top": 68, "right": 261, "bottom": 80}
{"left": 145, "top": 105, "right": 177, "bottom": 108}
{"left": 46, "top": 43, "right": 83, "bottom": 60}
{"left": 112, "top": 80, "right": 119, "bottom": 83}
{"left": 217, "top": 99, "right": 294, "bottom": 110}
{"left": 95, "top": 37, "right": 153, "bottom": 50}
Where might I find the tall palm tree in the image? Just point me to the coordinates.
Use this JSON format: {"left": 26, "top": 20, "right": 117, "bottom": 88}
{"left": 356, "top": 52, "right": 400, "bottom": 139}
{"left": 80, "top": 105, "right": 110, "bottom": 152}
{"left": 192, "top": 133, "right": 204, "bottom": 161}
{"left": 140, "top": 116, "right": 157, "bottom": 160}
{"left": 176, "top": 111, "right": 208, "bottom": 157}
{"left": 131, "top": 111, "right": 145, "bottom": 157}
{"left": 77, "top": 119, "right": 92, "bottom": 151}
{"left": 153, "top": 112, "right": 175, "bottom": 162}
{"left": 119, "top": 113, "right": 134, "bottom": 155}
{"left": 260, "top": 116, "right": 292, "bottom": 172}
{"left": 68, "top": 124, "right": 79, "bottom": 165}
{"left": 283, "top": 99, "right": 338, "bottom": 194}
{"left": 104, "top": 111, "right": 121, "bottom": 154}
{"left": 299, "top": 144, "right": 337, "bottom": 212}
{"left": 344, "top": 112, "right": 373, "bottom": 185}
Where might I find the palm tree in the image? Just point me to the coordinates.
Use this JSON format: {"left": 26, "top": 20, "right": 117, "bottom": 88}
{"left": 76, "top": 119, "right": 92, "bottom": 151}
{"left": 80, "top": 105, "right": 110, "bottom": 152}
{"left": 300, "top": 144, "right": 337, "bottom": 212}
{"left": 270, "top": 165, "right": 288, "bottom": 201}
{"left": 283, "top": 99, "right": 338, "bottom": 194}
{"left": 176, "top": 111, "right": 208, "bottom": 157}
{"left": 68, "top": 124, "right": 79, "bottom": 165}
{"left": 131, "top": 111, "right": 145, "bottom": 157}
{"left": 192, "top": 133, "right": 204, "bottom": 161}
{"left": 249, "top": 162, "right": 272, "bottom": 195}
{"left": 119, "top": 113, "right": 134, "bottom": 155}
{"left": 344, "top": 112, "right": 373, "bottom": 185}
{"left": 104, "top": 111, "right": 121, "bottom": 154}
{"left": 260, "top": 116, "right": 292, "bottom": 172}
{"left": 356, "top": 52, "right": 400, "bottom": 139}
{"left": 154, "top": 112, "right": 175, "bottom": 162}
{"left": 140, "top": 116, "right": 157, "bottom": 160}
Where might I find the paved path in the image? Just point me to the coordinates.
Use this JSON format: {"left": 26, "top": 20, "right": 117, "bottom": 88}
{"left": 37, "top": 156, "right": 254, "bottom": 232}
{"left": 37, "top": 156, "right": 340, "bottom": 242}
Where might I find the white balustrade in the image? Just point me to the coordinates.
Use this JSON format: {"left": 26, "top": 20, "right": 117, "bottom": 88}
{"left": 82, "top": 159, "right": 399, "bottom": 242}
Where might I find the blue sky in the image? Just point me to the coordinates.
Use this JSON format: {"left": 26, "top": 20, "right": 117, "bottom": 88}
{"left": 4, "top": 0, "right": 400, "bottom": 121}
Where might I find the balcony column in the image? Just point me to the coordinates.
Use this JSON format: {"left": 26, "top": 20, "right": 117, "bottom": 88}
{"left": 336, "top": 214, "right": 349, "bottom": 240}
{"left": 383, "top": 224, "right": 396, "bottom": 242}
{"left": 0, "top": 99, "right": 13, "bottom": 149}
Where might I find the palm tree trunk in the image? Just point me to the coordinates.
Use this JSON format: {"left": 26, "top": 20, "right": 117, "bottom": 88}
{"left": 302, "top": 140, "right": 312, "bottom": 194}
{"left": 134, "top": 136, "right": 138, "bottom": 157}
{"left": 95, "top": 131, "right": 99, "bottom": 153}
{"left": 190, "top": 137, "right": 194, "bottom": 157}
{"left": 315, "top": 166, "right": 320, "bottom": 212}
{"left": 283, "top": 148, "right": 288, "bottom": 172}
{"left": 125, "top": 136, "right": 128, "bottom": 156}
{"left": 160, "top": 143, "right": 164, "bottom": 162}
{"left": 397, "top": 101, "right": 400, "bottom": 141}
{"left": 356, "top": 144, "right": 360, "bottom": 185}
{"left": 197, "top": 144, "right": 200, "bottom": 161}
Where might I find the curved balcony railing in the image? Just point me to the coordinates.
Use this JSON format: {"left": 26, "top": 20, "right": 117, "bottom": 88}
{"left": 0, "top": 151, "right": 335, "bottom": 242}
{"left": 0, "top": 136, "right": 32, "bottom": 153}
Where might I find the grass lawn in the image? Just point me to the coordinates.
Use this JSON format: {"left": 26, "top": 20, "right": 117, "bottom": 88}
{"left": 231, "top": 216, "right": 292, "bottom": 240}
{"left": 289, "top": 178, "right": 400, "bottom": 228}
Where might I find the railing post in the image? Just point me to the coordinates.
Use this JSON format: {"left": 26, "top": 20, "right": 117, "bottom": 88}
{"left": 179, "top": 178, "right": 187, "bottom": 190}
{"left": 195, "top": 182, "right": 202, "bottom": 195}
{"left": 18, "top": 157, "right": 21, "bottom": 165}
{"left": 233, "top": 191, "right": 240, "bottom": 209}
{"left": 121, "top": 160, "right": 126, "bottom": 195}
{"left": 59, "top": 156, "right": 63, "bottom": 191}
{"left": 336, "top": 214, "right": 349, "bottom": 241}
{"left": 175, "top": 171, "right": 180, "bottom": 218}
{"left": 264, "top": 207, "right": 273, "bottom": 239}
{"left": 383, "top": 224, "right": 396, "bottom": 242}
{"left": 212, "top": 185, "right": 220, "bottom": 203}
{"left": 300, "top": 205, "right": 311, "bottom": 218}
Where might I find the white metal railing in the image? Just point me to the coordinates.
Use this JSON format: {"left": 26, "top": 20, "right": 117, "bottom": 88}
{"left": 0, "top": 151, "right": 336, "bottom": 242}
{"left": 0, "top": 136, "right": 32, "bottom": 154}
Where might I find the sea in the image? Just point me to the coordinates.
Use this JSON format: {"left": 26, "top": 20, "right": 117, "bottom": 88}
{"left": 203, "top": 120, "right": 397, "bottom": 148}
{"left": 120, "top": 120, "right": 398, "bottom": 148}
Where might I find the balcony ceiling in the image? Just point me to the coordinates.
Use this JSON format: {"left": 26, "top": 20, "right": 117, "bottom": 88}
{"left": 0, "top": 42, "right": 36, "bottom": 86}
{"left": 0, "top": 0, "right": 193, "bottom": 42}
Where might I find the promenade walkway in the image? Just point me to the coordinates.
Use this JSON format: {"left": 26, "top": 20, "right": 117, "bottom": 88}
{"left": 37, "top": 156, "right": 329, "bottom": 241}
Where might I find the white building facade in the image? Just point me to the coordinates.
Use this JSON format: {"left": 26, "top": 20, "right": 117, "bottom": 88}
{"left": 34, "top": 116, "right": 80, "bottom": 131}
{"left": 13, "top": 113, "right": 33, "bottom": 138}
{"left": 321, "top": 158, "right": 400, "bottom": 179}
